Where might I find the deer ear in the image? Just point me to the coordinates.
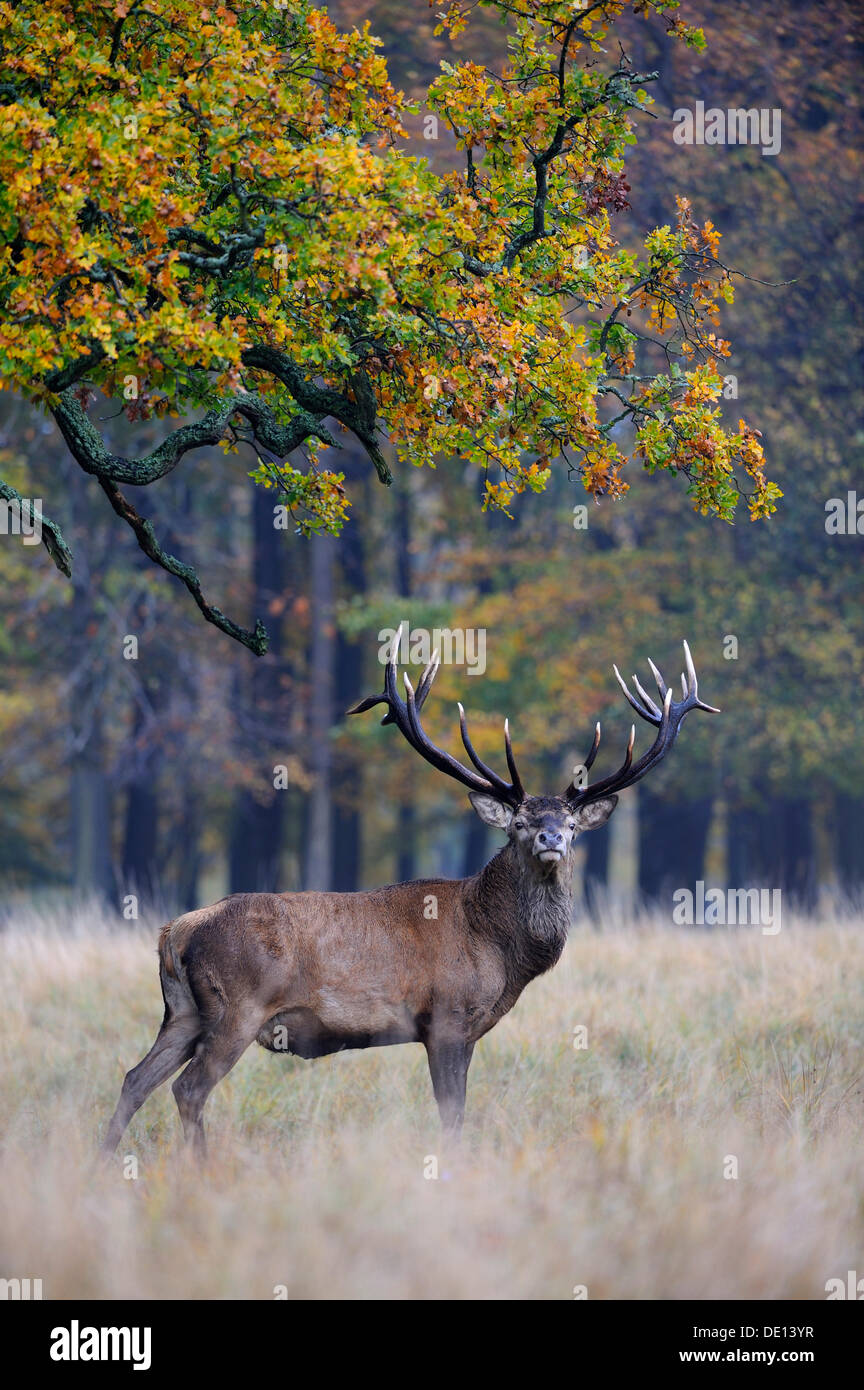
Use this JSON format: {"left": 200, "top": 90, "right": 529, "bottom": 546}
{"left": 573, "top": 796, "right": 618, "bottom": 831}
{"left": 468, "top": 792, "right": 514, "bottom": 830}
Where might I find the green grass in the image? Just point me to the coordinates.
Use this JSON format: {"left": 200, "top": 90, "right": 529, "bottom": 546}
{"left": 0, "top": 902, "right": 862, "bottom": 1299}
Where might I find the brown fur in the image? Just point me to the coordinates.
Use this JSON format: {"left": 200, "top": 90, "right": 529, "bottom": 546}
{"left": 101, "top": 797, "right": 616, "bottom": 1158}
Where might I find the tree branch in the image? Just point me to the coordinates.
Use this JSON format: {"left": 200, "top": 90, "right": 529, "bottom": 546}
{"left": 96, "top": 477, "right": 269, "bottom": 655}
{"left": 45, "top": 344, "right": 389, "bottom": 487}
{"left": 241, "top": 345, "right": 392, "bottom": 483}
{"left": 44, "top": 348, "right": 107, "bottom": 393}
{"left": 0, "top": 477, "right": 73, "bottom": 577}
{"left": 463, "top": 63, "right": 658, "bottom": 278}
{"left": 51, "top": 387, "right": 333, "bottom": 485}
{"left": 167, "top": 224, "right": 268, "bottom": 274}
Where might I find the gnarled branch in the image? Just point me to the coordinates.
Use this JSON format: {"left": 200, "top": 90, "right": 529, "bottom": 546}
{"left": 96, "top": 477, "right": 269, "bottom": 655}
{"left": 0, "top": 477, "right": 73, "bottom": 577}
{"left": 241, "top": 345, "right": 392, "bottom": 484}
{"left": 50, "top": 387, "right": 334, "bottom": 486}
{"left": 39, "top": 344, "right": 390, "bottom": 653}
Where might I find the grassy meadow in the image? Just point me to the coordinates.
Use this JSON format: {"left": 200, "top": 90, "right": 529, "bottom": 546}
{"left": 0, "top": 900, "right": 862, "bottom": 1300}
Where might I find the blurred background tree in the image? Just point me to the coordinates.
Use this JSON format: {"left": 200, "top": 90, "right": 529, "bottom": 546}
{"left": 0, "top": 0, "right": 861, "bottom": 914}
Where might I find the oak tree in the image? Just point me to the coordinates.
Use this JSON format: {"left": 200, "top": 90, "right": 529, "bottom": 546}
{"left": 0, "top": 0, "right": 777, "bottom": 651}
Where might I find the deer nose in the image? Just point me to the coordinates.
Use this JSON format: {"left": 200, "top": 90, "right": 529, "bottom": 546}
{"left": 537, "top": 830, "right": 564, "bottom": 846}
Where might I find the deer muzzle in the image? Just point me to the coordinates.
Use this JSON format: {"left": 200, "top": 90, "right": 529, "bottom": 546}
{"left": 534, "top": 829, "right": 566, "bottom": 862}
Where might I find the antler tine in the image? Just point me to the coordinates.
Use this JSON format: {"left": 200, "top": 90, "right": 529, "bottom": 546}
{"left": 563, "top": 721, "right": 601, "bottom": 800}
{"left": 377, "top": 626, "right": 405, "bottom": 725}
{"left": 613, "top": 663, "right": 658, "bottom": 723}
{"left": 632, "top": 672, "right": 663, "bottom": 721}
{"left": 415, "top": 650, "right": 440, "bottom": 712}
{"left": 572, "top": 720, "right": 638, "bottom": 804}
{"left": 403, "top": 670, "right": 481, "bottom": 785}
{"left": 404, "top": 672, "right": 519, "bottom": 803}
{"left": 647, "top": 657, "right": 667, "bottom": 700}
{"left": 566, "top": 644, "right": 718, "bottom": 808}
{"left": 377, "top": 631, "right": 446, "bottom": 717}
{"left": 503, "top": 718, "right": 526, "bottom": 803}
{"left": 457, "top": 702, "right": 526, "bottom": 804}
{"left": 683, "top": 638, "right": 697, "bottom": 694}
{"left": 349, "top": 625, "right": 525, "bottom": 808}
{"left": 344, "top": 628, "right": 402, "bottom": 722}
{"left": 620, "top": 723, "right": 636, "bottom": 775}
{"left": 458, "top": 700, "right": 504, "bottom": 784}
{"left": 682, "top": 639, "right": 721, "bottom": 713}
{"left": 585, "top": 720, "right": 601, "bottom": 772}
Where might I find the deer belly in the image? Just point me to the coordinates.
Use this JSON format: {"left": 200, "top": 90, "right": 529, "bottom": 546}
{"left": 314, "top": 987, "right": 416, "bottom": 1037}
{"left": 257, "top": 999, "right": 418, "bottom": 1058}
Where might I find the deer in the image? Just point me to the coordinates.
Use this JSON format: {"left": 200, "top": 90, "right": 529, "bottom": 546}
{"left": 100, "top": 632, "right": 718, "bottom": 1159}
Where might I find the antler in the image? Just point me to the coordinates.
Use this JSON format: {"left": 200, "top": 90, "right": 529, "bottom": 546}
{"left": 564, "top": 641, "right": 719, "bottom": 807}
{"left": 347, "top": 627, "right": 526, "bottom": 808}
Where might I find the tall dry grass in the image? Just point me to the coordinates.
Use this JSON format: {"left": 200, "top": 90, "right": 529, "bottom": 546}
{"left": 0, "top": 899, "right": 862, "bottom": 1299}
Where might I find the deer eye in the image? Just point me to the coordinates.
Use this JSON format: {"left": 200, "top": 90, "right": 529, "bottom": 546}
{"left": 568, "top": 822, "right": 576, "bottom": 831}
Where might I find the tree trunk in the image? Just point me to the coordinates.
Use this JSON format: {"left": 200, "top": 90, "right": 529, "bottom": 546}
{"left": 607, "top": 785, "right": 639, "bottom": 913}
{"left": 638, "top": 790, "right": 714, "bottom": 902}
{"left": 177, "top": 784, "right": 203, "bottom": 912}
{"left": 833, "top": 792, "right": 864, "bottom": 898}
{"left": 122, "top": 777, "right": 159, "bottom": 903}
{"left": 772, "top": 797, "right": 817, "bottom": 909}
{"left": 228, "top": 484, "right": 287, "bottom": 893}
{"left": 120, "top": 627, "right": 162, "bottom": 905}
{"left": 71, "top": 728, "right": 114, "bottom": 902}
{"left": 303, "top": 534, "right": 335, "bottom": 890}
{"left": 727, "top": 795, "right": 817, "bottom": 909}
{"left": 331, "top": 450, "right": 367, "bottom": 891}
{"left": 68, "top": 506, "right": 114, "bottom": 902}
{"left": 460, "top": 810, "right": 489, "bottom": 877}
{"left": 583, "top": 816, "right": 611, "bottom": 912}
{"left": 393, "top": 471, "right": 417, "bottom": 882}
{"left": 396, "top": 802, "right": 419, "bottom": 884}
{"left": 331, "top": 620, "right": 362, "bottom": 889}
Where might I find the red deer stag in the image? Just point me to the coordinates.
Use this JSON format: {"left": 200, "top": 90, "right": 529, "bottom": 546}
{"left": 100, "top": 634, "right": 718, "bottom": 1157}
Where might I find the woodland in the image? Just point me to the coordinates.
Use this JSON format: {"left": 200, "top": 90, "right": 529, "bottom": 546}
{"left": 0, "top": 0, "right": 860, "bottom": 913}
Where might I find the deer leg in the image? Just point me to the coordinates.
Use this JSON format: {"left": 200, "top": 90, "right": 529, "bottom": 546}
{"left": 425, "top": 1038, "right": 474, "bottom": 1139}
{"left": 100, "top": 1013, "right": 201, "bottom": 1158}
{"left": 171, "top": 1015, "right": 258, "bottom": 1159}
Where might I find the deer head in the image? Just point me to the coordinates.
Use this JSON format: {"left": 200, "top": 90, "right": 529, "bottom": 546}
{"left": 349, "top": 628, "right": 719, "bottom": 873}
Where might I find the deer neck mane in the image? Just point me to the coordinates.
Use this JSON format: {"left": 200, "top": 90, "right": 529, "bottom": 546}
{"left": 467, "top": 842, "right": 575, "bottom": 989}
